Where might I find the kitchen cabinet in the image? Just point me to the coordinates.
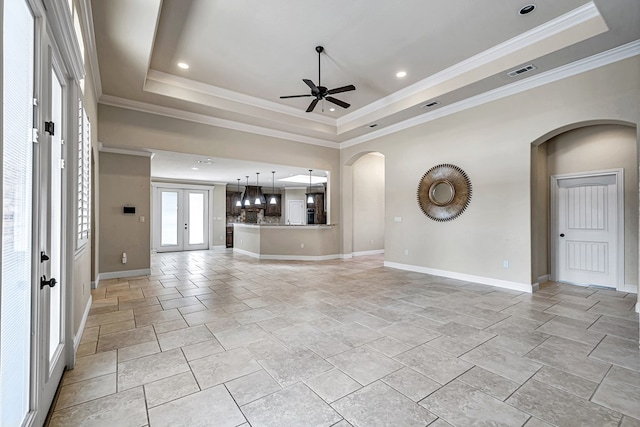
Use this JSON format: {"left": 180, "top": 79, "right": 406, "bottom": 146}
{"left": 263, "top": 194, "right": 281, "bottom": 216}
{"left": 226, "top": 191, "right": 242, "bottom": 215}
{"left": 226, "top": 226, "right": 233, "bottom": 248}
{"left": 306, "top": 193, "right": 326, "bottom": 224}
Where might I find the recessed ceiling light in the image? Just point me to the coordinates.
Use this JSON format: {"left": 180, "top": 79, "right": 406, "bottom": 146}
{"left": 519, "top": 4, "right": 535, "bottom": 15}
{"left": 191, "top": 167, "right": 199, "bottom": 170}
{"left": 177, "top": 62, "right": 189, "bottom": 69}
{"left": 396, "top": 71, "right": 407, "bottom": 78}
{"left": 329, "top": 108, "right": 335, "bottom": 112}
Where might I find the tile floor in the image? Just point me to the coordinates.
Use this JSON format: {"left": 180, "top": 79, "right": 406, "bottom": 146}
{"left": 48, "top": 250, "right": 640, "bottom": 426}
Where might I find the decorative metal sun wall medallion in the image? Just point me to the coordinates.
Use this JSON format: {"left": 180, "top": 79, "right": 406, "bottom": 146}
{"left": 417, "top": 164, "right": 472, "bottom": 221}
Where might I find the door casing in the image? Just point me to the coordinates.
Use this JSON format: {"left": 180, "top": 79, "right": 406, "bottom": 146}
{"left": 550, "top": 169, "right": 624, "bottom": 290}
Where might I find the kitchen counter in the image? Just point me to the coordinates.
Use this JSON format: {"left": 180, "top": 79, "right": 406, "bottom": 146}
{"left": 232, "top": 223, "right": 339, "bottom": 260}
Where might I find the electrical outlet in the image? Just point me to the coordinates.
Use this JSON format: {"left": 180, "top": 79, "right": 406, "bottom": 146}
{"left": 503, "top": 260, "right": 509, "bottom": 269}
{"left": 370, "top": 239, "right": 374, "bottom": 244}
{"left": 394, "top": 217, "right": 402, "bottom": 222}
{"left": 404, "top": 249, "right": 409, "bottom": 255}
{"left": 139, "top": 216, "right": 145, "bottom": 223}
{"left": 301, "top": 243, "right": 305, "bottom": 248}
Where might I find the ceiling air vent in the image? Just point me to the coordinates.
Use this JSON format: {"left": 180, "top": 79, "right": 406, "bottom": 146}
{"left": 507, "top": 64, "right": 537, "bottom": 78}
{"left": 368, "top": 123, "right": 379, "bottom": 128}
{"left": 422, "top": 101, "right": 440, "bottom": 108}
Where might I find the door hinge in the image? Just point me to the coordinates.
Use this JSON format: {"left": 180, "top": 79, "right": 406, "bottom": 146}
{"left": 59, "top": 159, "right": 65, "bottom": 169}
{"left": 44, "top": 121, "right": 55, "bottom": 136}
{"left": 33, "top": 97, "right": 38, "bottom": 106}
{"left": 32, "top": 128, "right": 39, "bottom": 143}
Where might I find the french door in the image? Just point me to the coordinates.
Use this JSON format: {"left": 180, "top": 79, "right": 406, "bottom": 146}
{"left": 157, "top": 188, "right": 209, "bottom": 252}
{"left": 2, "top": 2, "right": 69, "bottom": 425}
{"left": 34, "top": 40, "right": 68, "bottom": 425}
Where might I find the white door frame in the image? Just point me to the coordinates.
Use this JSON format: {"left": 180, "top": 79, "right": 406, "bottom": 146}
{"left": 151, "top": 182, "right": 214, "bottom": 252}
{"left": 550, "top": 168, "right": 624, "bottom": 290}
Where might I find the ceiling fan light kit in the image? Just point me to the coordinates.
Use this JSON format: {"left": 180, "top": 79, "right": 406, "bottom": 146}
{"left": 280, "top": 46, "right": 356, "bottom": 113}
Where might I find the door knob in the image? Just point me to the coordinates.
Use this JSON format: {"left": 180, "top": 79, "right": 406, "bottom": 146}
{"left": 560, "top": 233, "right": 565, "bottom": 237}
{"left": 40, "top": 275, "right": 57, "bottom": 289}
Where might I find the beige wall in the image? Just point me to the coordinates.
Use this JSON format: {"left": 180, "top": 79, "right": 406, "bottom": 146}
{"left": 542, "top": 124, "right": 638, "bottom": 287}
{"left": 353, "top": 153, "right": 385, "bottom": 253}
{"left": 97, "top": 103, "right": 341, "bottom": 231}
{"left": 98, "top": 152, "right": 151, "bottom": 273}
{"left": 341, "top": 57, "right": 639, "bottom": 288}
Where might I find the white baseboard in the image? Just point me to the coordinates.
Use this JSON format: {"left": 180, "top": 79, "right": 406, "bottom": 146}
{"left": 621, "top": 283, "right": 638, "bottom": 294}
{"left": 537, "top": 274, "right": 550, "bottom": 284}
{"left": 91, "top": 280, "right": 99, "bottom": 289}
{"left": 73, "top": 294, "right": 92, "bottom": 354}
{"left": 342, "top": 253, "right": 353, "bottom": 259}
{"left": 352, "top": 250, "right": 385, "bottom": 257}
{"left": 384, "top": 261, "right": 535, "bottom": 293}
{"left": 97, "top": 268, "right": 151, "bottom": 282}
{"left": 233, "top": 247, "right": 343, "bottom": 261}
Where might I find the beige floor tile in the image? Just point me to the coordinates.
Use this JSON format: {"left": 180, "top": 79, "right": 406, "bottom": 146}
{"left": 63, "top": 350, "right": 117, "bottom": 385}
{"left": 144, "top": 371, "right": 200, "bottom": 408}
{"left": 117, "top": 348, "right": 190, "bottom": 391}
{"left": 55, "top": 373, "right": 117, "bottom": 410}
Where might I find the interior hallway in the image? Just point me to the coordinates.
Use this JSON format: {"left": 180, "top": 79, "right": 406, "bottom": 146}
{"left": 48, "top": 251, "right": 640, "bottom": 426}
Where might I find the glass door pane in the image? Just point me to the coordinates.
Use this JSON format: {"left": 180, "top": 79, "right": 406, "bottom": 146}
{"left": 188, "top": 192, "right": 204, "bottom": 245}
{"left": 160, "top": 191, "right": 179, "bottom": 246}
{"left": 1, "top": 0, "right": 35, "bottom": 424}
{"left": 48, "top": 68, "right": 63, "bottom": 360}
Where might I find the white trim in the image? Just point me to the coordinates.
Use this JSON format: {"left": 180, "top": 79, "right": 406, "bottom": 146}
{"left": 232, "top": 247, "right": 343, "bottom": 261}
{"left": 352, "top": 249, "right": 384, "bottom": 257}
{"left": 620, "top": 284, "right": 638, "bottom": 294}
{"left": 91, "top": 280, "right": 99, "bottom": 289}
{"left": 98, "top": 95, "right": 339, "bottom": 149}
{"left": 98, "top": 143, "right": 154, "bottom": 157}
{"left": 340, "top": 40, "right": 640, "bottom": 149}
{"left": 537, "top": 274, "right": 550, "bottom": 284}
{"left": 338, "top": 1, "right": 605, "bottom": 128}
{"left": 550, "top": 169, "right": 624, "bottom": 291}
{"left": 384, "top": 261, "right": 534, "bottom": 293}
{"left": 97, "top": 268, "right": 151, "bottom": 281}
{"left": 73, "top": 295, "right": 92, "bottom": 353}
{"left": 79, "top": 0, "right": 102, "bottom": 99}
{"left": 146, "top": 70, "right": 334, "bottom": 126}
{"left": 42, "top": 0, "right": 85, "bottom": 80}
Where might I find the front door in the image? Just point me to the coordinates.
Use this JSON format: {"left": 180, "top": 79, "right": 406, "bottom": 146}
{"left": 35, "top": 40, "right": 68, "bottom": 425}
{"left": 158, "top": 188, "right": 209, "bottom": 252}
{"left": 554, "top": 172, "right": 621, "bottom": 288}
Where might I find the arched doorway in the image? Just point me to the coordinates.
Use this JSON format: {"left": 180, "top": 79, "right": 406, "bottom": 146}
{"left": 343, "top": 151, "right": 385, "bottom": 258}
{"left": 531, "top": 122, "right": 638, "bottom": 292}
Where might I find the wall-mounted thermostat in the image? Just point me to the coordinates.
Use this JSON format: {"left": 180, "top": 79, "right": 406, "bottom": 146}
{"left": 123, "top": 206, "right": 136, "bottom": 214}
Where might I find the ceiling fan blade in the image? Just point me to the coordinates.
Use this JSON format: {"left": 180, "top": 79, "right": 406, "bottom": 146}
{"left": 326, "top": 96, "right": 350, "bottom": 109}
{"left": 303, "top": 79, "right": 319, "bottom": 94}
{"left": 306, "top": 98, "right": 319, "bottom": 113}
{"left": 280, "top": 94, "right": 314, "bottom": 99}
{"left": 327, "top": 84, "right": 356, "bottom": 95}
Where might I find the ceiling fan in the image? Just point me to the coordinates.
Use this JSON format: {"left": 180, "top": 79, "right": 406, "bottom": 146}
{"left": 280, "top": 46, "right": 356, "bottom": 113}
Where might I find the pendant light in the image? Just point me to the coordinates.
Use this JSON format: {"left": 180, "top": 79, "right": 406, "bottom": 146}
{"left": 254, "top": 172, "right": 262, "bottom": 205}
{"left": 243, "top": 176, "right": 251, "bottom": 207}
{"left": 307, "top": 169, "right": 314, "bottom": 204}
{"left": 235, "top": 178, "right": 242, "bottom": 207}
{"left": 269, "top": 171, "right": 277, "bottom": 205}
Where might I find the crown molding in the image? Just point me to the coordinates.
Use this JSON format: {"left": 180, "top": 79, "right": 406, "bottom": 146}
{"left": 79, "top": 0, "right": 102, "bottom": 99}
{"left": 340, "top": 39, "right": 640, "bottom": 149}
{"left": 99, "top": 94, "right": 339, "bottom": 149}
{"left": 337, "top": 1, "right": 606, "bottom": 129}
{"left": 145, "top": 70, "right": 335, "bottom": 126}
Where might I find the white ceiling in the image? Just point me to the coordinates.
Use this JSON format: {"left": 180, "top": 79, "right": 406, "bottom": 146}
{"left": 90, "top": 0, "right": 640, "bottom": 183}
